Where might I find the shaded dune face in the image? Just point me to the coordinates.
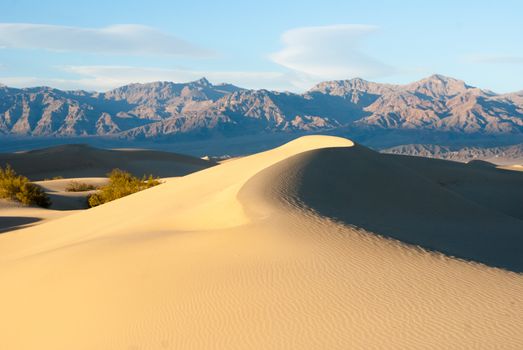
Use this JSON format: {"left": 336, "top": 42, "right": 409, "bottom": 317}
{"left": 242, "top": 144, "right": 523, "bottom": 272}
{"left": 0, "top": 144, "right": 215, "bottom": 180}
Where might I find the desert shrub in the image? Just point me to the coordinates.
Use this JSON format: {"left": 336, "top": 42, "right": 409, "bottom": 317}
{"left": 16, "top": 182, "right": 52, "bottom": 207}
{"left": 0, "top": 164, "right": 51, "bottom": 208}
{"left": 87, "top": 169, "right": 161, "bottom": 207}
{"left": 65, "top": 181, "right": 97, "bottom": 192}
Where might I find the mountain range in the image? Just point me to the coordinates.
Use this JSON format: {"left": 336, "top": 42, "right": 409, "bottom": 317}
{"left": 383, "top": 143, "right": 523, "bottom": 164}
{"left": 1, "top": 75, "right": 523, "bottom": 142}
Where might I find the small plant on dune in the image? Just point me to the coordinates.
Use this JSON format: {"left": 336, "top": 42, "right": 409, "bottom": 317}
{"left": 87, "top": 169, "right": 161, "bottom": 207}
{"left": 0, "top": 164, "right": 51, "bottom": 208}
{"left": 65, "top": 181, "right": 97, "bottom": 192}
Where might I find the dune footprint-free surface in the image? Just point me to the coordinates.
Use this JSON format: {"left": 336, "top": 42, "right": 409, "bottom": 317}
{"left": 1, "top": 136, "right": 522, "bottom": 349}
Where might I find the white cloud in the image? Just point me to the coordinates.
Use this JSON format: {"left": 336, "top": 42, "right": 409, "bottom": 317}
{"left": 270, "top": 24, "right": 395, "bottom": 80}
{"left": 0, "top": 23, "right": 210, "bottom": 56}
{"left": 0, "top": 24, "right": 399, "bottom": 92}
{"left": 0, "top": 65, "right": 297, "bottom": 92}
{"left": 0, "top": 76, "right": 70, "bottom": 88}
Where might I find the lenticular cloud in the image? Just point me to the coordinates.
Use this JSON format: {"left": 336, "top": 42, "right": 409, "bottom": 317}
{"left": 0, "top": 23, "right": 211, "bottom": 57}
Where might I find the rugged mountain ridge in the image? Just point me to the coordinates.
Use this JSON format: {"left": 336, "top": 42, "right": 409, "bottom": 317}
{"left": 383, "top": 143, "right": 523, "bottom": 164}
{"left": 1, "top": 74, "right": 522, "bottom": 139}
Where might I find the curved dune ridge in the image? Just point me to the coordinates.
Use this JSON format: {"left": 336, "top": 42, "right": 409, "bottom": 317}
{"left": 0, "top": 135, "right": 522, "bottom": 349}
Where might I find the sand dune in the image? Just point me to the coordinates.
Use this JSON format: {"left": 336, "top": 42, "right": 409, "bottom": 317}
{"left": 0, "top": 178, "right": 108, "bottom": 232}
{"left": 268, "top": 145, "right": 523, "bottom": 271}
{"left": 0, "top": 144, "right": 215, "bottom": 180}
{"left": 0, "top": 199, "right": 66, "bottom": 233}
{"left": 499, "top": 164, "right": 523, "bottom": 172}
{"left": 34, "top": 177, "right": 109, "bottom": 210}
{"left": 0, "top": 136, "right": 522, "bottom": 349}
{"left": 0, "top": 144, "right": 214, "bottom": 232}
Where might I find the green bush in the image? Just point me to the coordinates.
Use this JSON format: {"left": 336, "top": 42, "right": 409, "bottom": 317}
{"left": 65, "top": 181, "right": 97, "bottom": 192}
{"left": 0, "top": 164, "right": 51, "bottom": 208}
{"left": 87, "top": 169, "right": 161, "bottom": 207}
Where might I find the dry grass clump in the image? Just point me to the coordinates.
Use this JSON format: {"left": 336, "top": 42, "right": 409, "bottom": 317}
{"left": 65, "top": 181, "right": 97, "bottom": 192}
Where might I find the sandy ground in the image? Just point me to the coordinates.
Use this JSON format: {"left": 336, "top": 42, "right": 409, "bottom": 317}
{"left": 0, "top": 178, "right": 108, "bottom": 232}
{"left": 0, "top": 199, "right": 68, "bottom": 233}
{"left": 499, "top": 164, "right": 523, "bottom": 172}
{"left": 0, "top": 136, "right": 522, "bottom": 349}
{"left": 0, "top": 145, "right": 214, "bottom": 232}
{"left": 34, "top": 177, "right": 109, "bottom": 210}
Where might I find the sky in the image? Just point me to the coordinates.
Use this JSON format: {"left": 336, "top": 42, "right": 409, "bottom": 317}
{"left": 0, "top": 0, "right": 522, "bottom": 93}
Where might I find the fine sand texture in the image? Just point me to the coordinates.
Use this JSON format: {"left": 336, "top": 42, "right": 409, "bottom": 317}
{"left": 0, "top": 136, "right": 522, "bottom": 349}
{"left": 0, "top": 199, "right": 66, "bottom": 233}
{"left": 0, "top": 178, "right": 108, "bottom": 232}
{"left": 0, "top": 144, "right": 215, "bottom": 180}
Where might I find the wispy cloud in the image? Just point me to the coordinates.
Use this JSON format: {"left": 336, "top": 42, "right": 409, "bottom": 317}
{"left": 0, "top": 23, "right": 211, "bottom": 57}
{"left": 463, "top": 54, "right": 523, "bottom": 65}
{"left": 0, "top": 65, "right": 296, "bottom": 92}
{"left": 270, "top": 24, "right": 395, "bottom": 80}
{"left": 0, "top": 23, "right": 399, "bottom": 92}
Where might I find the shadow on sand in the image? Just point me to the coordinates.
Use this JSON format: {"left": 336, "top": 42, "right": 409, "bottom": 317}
{"left": 0, "top": 216, "right": 42, "bottom": 233}
{"left": 279, "top": 145, "right": 523, "bottom": 273}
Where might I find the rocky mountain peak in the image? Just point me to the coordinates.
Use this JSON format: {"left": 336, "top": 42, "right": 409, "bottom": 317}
{"left": 309, "top": 77, "right": 397, "bottom": 97}
{"left": 193, "top": 77, "right": 212, "bottom": 87}
{"left": 405, "top": 74, "right": 480, "bottom": 98}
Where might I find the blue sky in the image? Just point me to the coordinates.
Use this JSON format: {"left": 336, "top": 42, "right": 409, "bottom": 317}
{"left": 0, "top": 0, "right": 522, "bottom": 92}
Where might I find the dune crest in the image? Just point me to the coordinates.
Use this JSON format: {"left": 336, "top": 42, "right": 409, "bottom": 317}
{"left": 1, "top": 136, "right": 522, "bottom": 350}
